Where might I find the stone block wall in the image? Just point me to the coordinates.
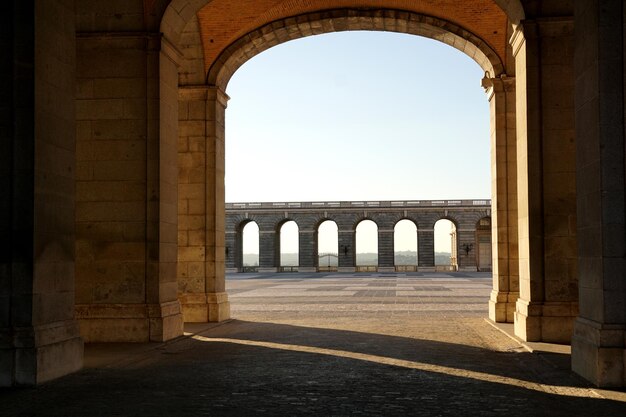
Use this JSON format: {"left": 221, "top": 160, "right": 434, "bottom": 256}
{"left": 177, "top": 86, "right": 230, "bottom": 322}
{"left": 74, "top": 14, "right": 183, "bottom": 342}
{"left": 0, "top": 0, "right": 83, "bottom": 387}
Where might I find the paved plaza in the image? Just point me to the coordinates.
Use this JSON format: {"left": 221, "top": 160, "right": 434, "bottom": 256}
{"left": 2, "top": 272, "right": 626, "bottom": 416}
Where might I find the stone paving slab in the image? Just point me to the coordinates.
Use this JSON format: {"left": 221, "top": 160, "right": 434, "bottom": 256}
{"left": 2, "top": 272, "right": 625, "bottom": 416}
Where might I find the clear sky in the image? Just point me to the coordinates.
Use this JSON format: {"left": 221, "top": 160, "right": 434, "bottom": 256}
{"left": 225, "top": 31, "right": 490, "bottom": 254}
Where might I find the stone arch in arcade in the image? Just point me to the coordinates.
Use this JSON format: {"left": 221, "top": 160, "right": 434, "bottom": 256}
{"left": 393, "top": 219, "right": 419, "bottom": 272}
{"left": 354, "top": 218, "right": 379, "bottom": 271}
{"left": 316, "top": 219, "right": 339, "bottom": 272}
{"left": 162, "top": 3, "right": 524, "bottom": 340}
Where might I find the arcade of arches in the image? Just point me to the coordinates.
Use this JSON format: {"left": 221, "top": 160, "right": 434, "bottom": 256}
{"left": 1, "top": 0, "right": 625, "bottom": 388}
{"left": 224, "top": 200, "right": 492, "bottom": 273}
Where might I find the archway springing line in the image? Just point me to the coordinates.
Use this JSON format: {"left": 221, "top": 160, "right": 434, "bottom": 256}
{"left": 434, "top": 219, "right": 457, "bottom": 268}
{"left": 356, "top": 220, "right": 378, "bottom": 266}
{"left": 280, "top": 221, "right": 299, "bottom": 266}
{"left": 318, "top": 220, "right": 338, "bottom": 269}
{"left": 394, "top": 220, "right": 418, "bottom": 266}
{"left": 242, "top": 221, "right": 259, "bottom": 267}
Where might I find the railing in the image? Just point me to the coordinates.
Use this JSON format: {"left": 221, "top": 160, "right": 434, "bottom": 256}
{"left": 227, "top": 199, "right": 491, "bottom": 210}
{"left": 241, "top": 266, "right": 258, "bottom": 273}
{"left": 279, "top": 266, "right": 298, "bottom": 272}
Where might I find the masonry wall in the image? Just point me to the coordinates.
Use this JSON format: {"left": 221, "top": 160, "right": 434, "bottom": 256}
{"left": 74, "top": 2, "right": 183, "bottom": 342}
{"left": 572, "top": 0, "right": 626, "bottom": 388}
{"left": 0, "top": 0, "right": 83, "bottom": 387}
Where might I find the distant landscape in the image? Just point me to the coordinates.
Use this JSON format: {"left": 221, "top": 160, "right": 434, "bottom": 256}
{"left": 243, "top": 251, "right": 452, "bottom": 266}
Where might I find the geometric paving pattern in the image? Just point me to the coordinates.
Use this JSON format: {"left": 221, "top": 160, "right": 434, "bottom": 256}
{"left": 227, "top": 272, "right": 492, "bottom": 317}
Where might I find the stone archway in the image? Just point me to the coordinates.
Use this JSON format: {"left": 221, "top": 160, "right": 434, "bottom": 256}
{"left": 206, "top": 9, "right": 504, "bottom": 91}
{"left": 164, "top": 1, "right": 521, "bottom": 329}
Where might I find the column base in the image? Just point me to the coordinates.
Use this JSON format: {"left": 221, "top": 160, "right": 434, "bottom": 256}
{"left": 337, "top": 267, "right": 356, "bottom": 273}
{"left": 489, "top": 290, "right": 518, "bottom": 323}
{"left": 297, "top": 267, "right": 317, "bottom": 273}
{"left": 377, "top": 266, "right": 395, "bottom": 273}
{"left": 0, "top": 320, "right": 83, "bottom": 386}
{"left": 257, "top": 267, "right": 278, "bottom": 273}
{"left": 179, "top": 292, "right": 230, "bottom": 323}
{"left": 225, "top": 267, "right": 238, "bottom": 273}
{"left": 75, "top": 301, "right": 184, "bottom": 343}
{"left": 572, "top": 317, "right": 626, "bottom": 388}
{"left": 514, "top": 299, "right": 578, "bottom": 343}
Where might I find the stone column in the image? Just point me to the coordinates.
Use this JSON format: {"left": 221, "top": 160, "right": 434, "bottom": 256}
{"left": 177, "top": 85, "right": 230, "bottom": 322}
{"left": 483, "top": 76, "right": 519, "bottom": 323}
{"left": 298, "top": 228, "right": 317, "bottom": 272}
{"left": 456, "top": 228, "right": 477, "bottom": 271}
{"left": 571, "top": 0, "right": 626, "bottom": 388}
{"left": 74, "top": 29, "right": 184, "bottom": 341}
{"left": 417, "top": 229, "right": 435, "bottom": 270}
{"left": 338, "top": 229, "right": 356, "bottom": 272}
{"left": 512, "top": 18, "right": 578, "bottom": 343}
{"left": 258, "top": 229, "right": 278, "bottom": 272}
{"left": 378, "top": 229, "right": 395, "bottom": 272}
{"left": 0, "top": 0, "right": 83, "bottom": 386}
{"left": 224, "top": 230, "right": 237, "bottom": 272}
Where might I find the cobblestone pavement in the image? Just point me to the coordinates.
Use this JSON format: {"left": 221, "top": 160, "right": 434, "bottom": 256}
{"left": 2, "top": 272, "right": 626, "bottom": 416}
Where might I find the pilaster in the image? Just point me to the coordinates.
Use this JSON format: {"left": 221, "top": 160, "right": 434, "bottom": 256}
{"left": 338, "top": 229, "right": 355, "bottom": 272}
{"left": 378, "top": 229, "right": 395, "bottom": 272}
{"left": 456, "top": 228, "right": 478, "bottom": 271}
{"left": 298, "top": 229, "right": 317, "bottom": 272}
{"left": 225, "top": 230, "right": 237, "bottom": 271}
{"left": 258, "top": 229, "right": 278, "bottom": 272}
{"left": 483, "top": 75, "right": 519, "bottom": 323}
{"left": 417, "top": 229, "right": 435, "bottom": 270}
{"left": 512, "top": 17, "right": 578, "bottom": 343}
{"left": 176, "top": 85, "right": 229, "bottom": 322}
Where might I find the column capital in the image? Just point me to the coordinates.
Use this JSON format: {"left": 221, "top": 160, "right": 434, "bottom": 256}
{"left": 481, "top": 74, "right": 515, "bottom": 100}
{"left": 178, "top": 85, "right": 230, "bottom": 107}
{"left": 510, "top": 16, "right": 574, "bottom": 57}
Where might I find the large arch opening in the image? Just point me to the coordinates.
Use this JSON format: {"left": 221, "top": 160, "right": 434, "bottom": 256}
{"left": 241, "top": 221, "right": 260, "bottom": 272}
{"left": 394, "top": 219, "right": 418, "bottom": 271}
{"left": 167, "top": 6, "right": 513, "bottom": 323}
{"left": 434, "top": 219, "right": 458, "bottom": 271}
{"left": 317, "top": 220, "right": 339, "bottom": 272}
{"left": 279, "top": 220, "right": 299, "bottom": 271}
{"left": 158, "top": 0, "right": 582, "bottom": 371}
{"left": 355, "top": 220, "right": 379, "bottom": 271}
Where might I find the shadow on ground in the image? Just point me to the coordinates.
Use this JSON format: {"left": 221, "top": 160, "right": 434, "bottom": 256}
{"left": 2, "top": 319, "right": 625, "bottom": 416}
